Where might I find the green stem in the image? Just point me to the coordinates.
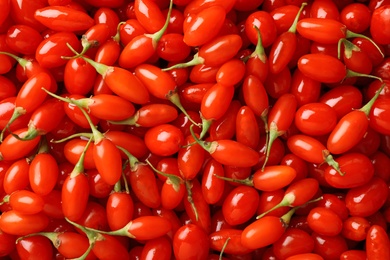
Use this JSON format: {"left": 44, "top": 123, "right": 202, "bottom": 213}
{"left": 113, "top": 179, "right": 122, "bottom": 193}
{"left": 65, "top": 218, "right": 104, "bottom": 260}
{"left": 0, "top": 51, "right": 31, "bottom": 69}
{"left": 287, "top": 2, "right": 307, "bottom": 34}
{"left": 113, "top": 22, "right": 126, "bottom": 43}
{"left": 249, "top": 26, "right": 267, "bottom": 63}
{"left": 337, "top": 38, "right": 343, "bottom": 60}
{"left": 42, "top": 87, "right": 103, "bottom": 144}
{"left": 61, "top": 41, "right": 110, "bottom": 77}
{"left": 256, "top": 195, "right": 292, "bottom": 219}
{"left": 280, "top": 207, "right": 296, "bottom": 226}
{"left": 345, "top": 69, "right": 383, "bottom": 82}
{"left": 360, "top": 82, "right": 386, "bottom": 116}
{"left": 185, "top": 180, "right": 199, "bottom": 221}
{"left": 61, "top": 42, "right": 81, "bottom": 59}
{"left": 80, "top": 55, "right": 111, "bottom": 76}
{"left": 148, "top": 0, "right": 173, "bottom": 45}
{"left": 108, "top": 113, "right": 138, "bottom": 126}
{"left": 41, "top": 88, "right": 73, "bottom": 103}
{"left": 258, "top": 194, "right": 324, "bottom": 220}
{"left": 16, "top": 232, "right": 48, "bottom": 244}
{"left": 287, "top": 196, "right": 323, "bottom": 214}
{"left": 36, "top": 135, "right": 49, "bottom": 154}
{"left": 41, "top": 87, "right": 95, "bottom": 131}
{"left": 260, "top": 110, "right": 269, "bottom": 153}
{"left": 168, "top": 92, "right": 200, "bottom": 126}
{"left": 10, "top": 120, "right": 45, "bottom": 142}
{"left": 79, "top": 35, "right": 99, "bottom": 57}
{"left": 116, "top": 146, "right": 139, "bottom": 171}
{"left": 338, "top": 38, "right": 361, "bottom": 60}
{"left": 262, "top": 121, "right": 281, "bottom": 171}
{"left": 70, "top": 136, "right": 93, "bottom": 178}
{"left": 11, "top": 124, "right": 39, "bottom": 141}
{"left": 323, "top": 150, "right": 344, "bottom": 176}
{"left": 0, "top": 107, "right": 26, "bottom": 142}
{"left": 50, "top": 132, "right": 93, "bottom": 143}
{"left": 162, "top": 53, "right": 205, "bottom": 71}
{"left": 72, "top": 240, "right": 96, "bottom": 260}
{"left": 76, "top": 105, "right": 104, "bottom": 144}
{"left": 145, "top": 158, "right": 183, "bottom": 192}
{"left": 303, "top": 196, "right": 323, "bottom": 206}
{"left": 66, "top": 217, "right": 136, "bottom": 238}
{"left": 213, "top": 174, "right": 254, "bottom": 187}
{"left": 0, "top": 194, "right": 9, "bottom": 205}
{"left": 71, "top": 98, "right": 94, "bottom": 110}
{"left": 219, "top": 237, "right": 231, "bottom": 260}
{"left": 122, "top": 171, "right": 130, "bottom": 194}
{"left": 199, "top": 116, "right": 213, "bottom": 140}
{"left": 345, "top": 30, "right": 384, "bottom": 58}
{"left": 189, "top": 124, "right": 214, "bottom": 152}
{"left": 25, "top": 232, "right": 58, "bottom": 244}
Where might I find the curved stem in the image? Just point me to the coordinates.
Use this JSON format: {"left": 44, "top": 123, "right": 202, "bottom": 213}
{"left": 16, "top": 232, "right": 48, "bottom": 244}
{"left": 145, "top": 158, "right": 183, "bottom": 192}
{"left": 213, "top": 174, "right": 254, "bottom": 186}
{"left": 162, "top": 53, "right": 205, "bottom": 71}
{"left": 185, "top": 180, "right": 199, "bottom": 221}
{"left": 70, "top": 136, "right": 93, "bottom": 178}
{"left": 80, "top": 55, "right": 110, "bottom": 76}
{"left": 360, "top": 82, "right": 386, "bottom": 116}
{"left": 0, "top": 51, "right": 31, "bottom": 68}
{"left": 323, "top": 150, "right": 344, "bottom": 176}
{"left": 78, "top": 35, "right": 99, "bottom": 57}
{"left": 189, "top": 124, "right": 213, "bottom": 152}
{"left": 338, "top": 38, "right": 360, "bottom": 60}
{"left": 199, "top": 116, "right": 213, "bottom": 140}
{"left": 41, "top": 88, "right": 95, "bottom": 138}
{"left": 250, "top": 26, "right": 267, "bottom": 63}
{"left": 337, "top": 38, "right": 343, "bottom": 60}
{"left": 65, "top": 218, "right": 103, "bottom": 260}
{"left": 10, "top": 124, "right": 39, "bottom": 141}
{"left": 287, "top": 2, "right": 307, "bottom": 34}
{"left": 41, "top": 88, "right": 73, "bottom": 103}
{"left": 280, "top": 207, "right": 296, "bottom": 226}
{"left": 260, "top": 110, "right": 269, "bottom": 151}
{"left": 148, "top": 0, "right": 173, "bottom": 45}
{"left": 219, "top": 237, "right": 231, "bottom": 260}
{"left": 256, "top": 195, "right": 292, "bottom": 219}
{"left": 50, "top": 132, "right": 93, "bottom": 143}
{"left": 120, "top": 156, "right": 131, "bottom": 194}
{"left": 71, "top": 98, "right": 93, "bottom": 110}
{"left": 1, "top": 194, "right": 9, "bottom": 205}
{"left": 262, "top": 121, "right": 281, "bottom": 171}
{"left": 122, "top": 171, "right": 130, "bottom": 194}
{"left": 345, "top": 69, "right": 383, "bottom": 82}
{"left": 61, "top": 42, "right": 82, "bottom": 60}
{"left": 66, "top": 217, "right": 136, "bottom": 238}
{"left": 36, "top": 136, "right": 49, "bottom": 154}
{"left": 42, "top": 86, "right": 101, "bottom": 144}
{"left": 0, "top": 107, "right": 26, "bottom": 142}
{"left": 345, "top": 30, "right": 384, "bottom": 58}
{"left": 76, "top": 105, "right": 104, "bottom": 144}
{"left": 113, "top": 179, "right": 122, "bottom": 193}
{"left": 113, "top": 22, "right": 126, "bottom": 43}
{"left": 72, "top": 240, "right": 95, "bottom": 260}
{"left": 108, "top": 114, "right": 138, "bottom": 126}
{"left": 168, "top": 92, "right": 200, "bottom": 126}
{"left": 116, "top": 146, "right": 139, "bottom": 171}
{"left": 289, "top": 196, "right": 323, "bottom": 213}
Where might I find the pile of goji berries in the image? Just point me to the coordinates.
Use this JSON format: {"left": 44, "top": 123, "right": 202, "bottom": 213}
{"left": 0, "top": 0, "right": 390, "bottom": 259}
